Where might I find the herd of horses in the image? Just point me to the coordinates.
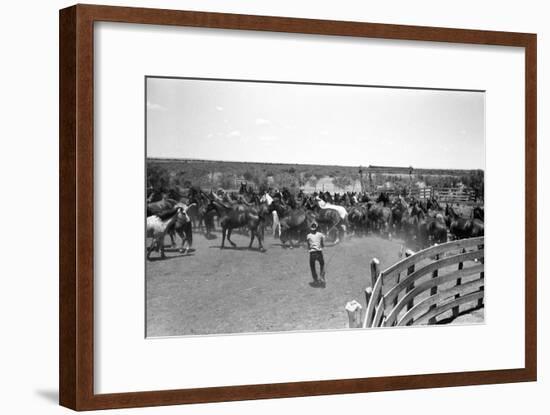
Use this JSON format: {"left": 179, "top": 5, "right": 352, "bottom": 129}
{"left": 146, "top": 183, "right": 484, "bottom": 260}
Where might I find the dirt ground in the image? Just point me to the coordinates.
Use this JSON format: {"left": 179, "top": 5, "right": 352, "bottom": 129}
{"left": 146, "top": 230, "right": 483, "bottom": 337}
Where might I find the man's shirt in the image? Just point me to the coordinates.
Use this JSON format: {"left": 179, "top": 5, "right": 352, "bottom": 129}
{"left": 307, "top": 232, "right": 325, "bottom": 252}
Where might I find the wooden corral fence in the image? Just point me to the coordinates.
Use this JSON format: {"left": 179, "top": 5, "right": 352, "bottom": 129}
{"left": 406, "top": 186, "right": 478, "bottom": 203}
{"left": 410, "top": 187, "right": 433, "bottom": 200}
{"left": 345, "top": 237, "right": 484, "bottom": 328}
{"left": 434, "top": 187, "right": 477, "bottom": 204}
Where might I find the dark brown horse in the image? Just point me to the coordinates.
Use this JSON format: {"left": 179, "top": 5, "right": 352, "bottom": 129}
{"left": 473, "top": 206, "right": 485, "bottom": 221}
{"left": 347, "top": 204, "right": 369, "bottom": 236}
{"left": 446, "top": 204, "right": 484, "bottom": 239}
{"left": 278, "top": 207, "right": 315, "bottom": 247}
{"left": 421, "top": 214, "right": 447, "bottom": 248}
{"left": 401, "top": 209, "right": 419, "bottom": 245}
{"left": 210, "top": 199, "right": 269, "bottom": 251}
{"left": 147, "top": 196, "right": 178, "bottom": 217}
{"left": 403, "top": 203, "right": 446, "bottom": 249}
{"left": 266, "top": 199, "right": 313, "bottom": 247}
{"left": 367, "top": 202, "right": 392, "bottom": 237}
{"left": 390, "top": 196, "right": 408, "bottom": 236}
{"left": 303, "top": 196, "right": 347, "bottom": 243}
{"left": 165, "top": 203, "right": 194, "bottom": 254}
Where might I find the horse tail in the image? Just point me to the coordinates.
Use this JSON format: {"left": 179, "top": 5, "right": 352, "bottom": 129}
{"left": 272, "top": 210, "right": 280, "bottom": 237}
{"left": 185, "top": 221, "right": 193, "bottom": 248}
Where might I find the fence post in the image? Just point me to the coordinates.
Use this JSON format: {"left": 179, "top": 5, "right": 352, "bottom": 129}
{"left": 370, "top": 258, "right": 380, "bottom": 289}
{"left": 365, "top": 286, "right": 373, "bottom": 309}
{"left": 478, "top": 244, "right": 485, "bottom": 308}
{"left": 429, "top": 245, "right": 439, "bottom": 324}
{"left": 345, "top": 300, "right": 363, "bottom": 328}
{"left": 393, "top": 248, "right": 406, "bottom": 307}
{"left": 452, "top": 248, "right": 466, "bottom": 318}
{"left": 405, "top": 249, "right": 415, "bottom": 314}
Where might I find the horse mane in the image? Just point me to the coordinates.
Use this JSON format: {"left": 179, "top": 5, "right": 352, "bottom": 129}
{"left": 446, "top": 205, "right": 460, "bottom": 219}
{"left": 212, "top": 198, "right": 232, "bottom": 210}
{"left": 156, "top": 207, "right": 180, "bottom": 220}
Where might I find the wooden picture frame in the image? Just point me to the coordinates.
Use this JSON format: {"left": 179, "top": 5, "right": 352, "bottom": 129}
{"left": 59, "top": 4, "right": 537, "bottom": 411}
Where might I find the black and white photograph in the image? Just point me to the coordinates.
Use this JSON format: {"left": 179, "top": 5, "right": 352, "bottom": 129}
{"left": 145, "top": 77, "right": 485, "bottom": 337}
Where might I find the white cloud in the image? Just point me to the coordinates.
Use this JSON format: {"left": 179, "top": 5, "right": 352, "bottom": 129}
{"left": 147, "top": 101, "right": 167, "bottom": 111}
{"left": 320, "top": 130, "right": 330, "bottom": 136}
{"left": 255, "top": 118, "right": 271, "bottom": 126}
{"left": 227, "top": 130, "right": 241, "bottom": 138}
{"left": 215, "top": 106, "right": 224, "bottom": 111}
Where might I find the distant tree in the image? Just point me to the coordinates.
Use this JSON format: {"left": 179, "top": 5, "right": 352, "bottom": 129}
{"left": 249, "top": 169, "right": 268, "bottom": 188}
{"left": 333, "top": 175, "right": 352, "bottom": 191}
{"left": 298, "top": 172, "right": 307, "bottom": 187}
{"left": 464, "top": 170, "right": 484, "bottom": 200}
{"left": 306, "top": 175, "right": 319, "bottom": 190}
{"left": 243, "top": 170, "right": 254, "bottom": 182}
{"left": 147, "top": 164, "right": 171, "bottom": 193}
{"left": 219, "top": 174, "right": 235, "bottom": 190}
{"left": 274, "top": 172, "right": 299, "bottom": 189}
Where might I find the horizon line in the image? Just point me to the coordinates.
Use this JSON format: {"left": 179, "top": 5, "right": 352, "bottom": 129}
{"left": 146, "top": 156, "right": 484, "bottom": 172}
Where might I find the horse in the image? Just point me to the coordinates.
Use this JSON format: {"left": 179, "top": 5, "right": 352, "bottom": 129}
{"left": 304, "top": 196, "right": 347, "bottom": 244}
{"left": 347, "top": 205, "right": 368, "bottom": 236}
{"left": 445, "top": 204, "right": 484, "bottom": 239}
{"left": 146, "top": 207, "right": 186, "bottom": 259}
{"left": 367, "top": 202, "right": 392, "bottom": 237}
{"left": 165, "top": 203, "right": 194, "bottom": 254}
{"left": 426, "top": 217, "right": 448, "bottom": 245}
{"left": 401, "top": 209, "right": 419, "bottom": 246}
{"left": 263, "top": 198, "right": 309, "bottom": 247}
{"left": 426, "top": 197, "right": 442, "bottom": 211}
{"left": 239, "top": 181, "right": 250, "bottom": 195}
{"left": 182, "top": 188, "right": 211, "bottom": 232}
{"left": 473, "top": 206, "right": 485, "bottom": 221}
{"left": 277, "top": 208, "right": 315, "bottom": 247}
{"left": 210, "top": 199, "right": 269, "bottom": 251}
{"left": 260, "top": 192, "right": 281, "bottom": 237}
{"left": 376, "top": 192, "right": 390, "bottom": 206}
{"left": 147, "top": 195, "right": 178, "bottom": 217}
{"left": 390, "top": 196, "right": 408, "bottom": 236}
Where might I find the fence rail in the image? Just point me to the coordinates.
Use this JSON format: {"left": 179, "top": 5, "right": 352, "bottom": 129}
{"left": 372, "top": 186, "right": 479, "bottom": 204}
{"left": 433, "top": 187, "right": 477, "bottom": 203}
{"left": 345, "top": 237, "right": 484, "bottom": 328}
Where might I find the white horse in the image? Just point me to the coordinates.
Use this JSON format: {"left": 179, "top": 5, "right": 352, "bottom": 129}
{"left": 315, "top": 197, "right": 348, "bottom": 220}
{"left": 146, "top": 207, "right": 186, "bottom": 259}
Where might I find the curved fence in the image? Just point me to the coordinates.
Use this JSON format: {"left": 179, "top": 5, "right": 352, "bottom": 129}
{"left": 345, "top": 237, "right": 484, "bottom": 328}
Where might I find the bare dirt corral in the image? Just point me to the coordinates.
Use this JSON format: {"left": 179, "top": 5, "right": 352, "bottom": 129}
{"left": 146, "top": 231, "right": 483, "bottom": 337}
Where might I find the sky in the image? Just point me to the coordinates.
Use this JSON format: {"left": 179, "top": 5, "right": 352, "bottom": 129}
{"left": 146, "top": 77, "right": 485, "bottom": 170}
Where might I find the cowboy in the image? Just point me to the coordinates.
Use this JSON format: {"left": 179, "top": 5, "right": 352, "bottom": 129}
{"left": 306, "top": 222, "right": 326, "bottom": 286}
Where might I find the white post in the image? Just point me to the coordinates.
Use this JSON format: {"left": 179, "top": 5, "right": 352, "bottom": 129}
{"left": 345, "top": 300, "right": 363, "bottom": 328}
{"left": 370, "top": 258, "right": 380, "bottom": 289}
